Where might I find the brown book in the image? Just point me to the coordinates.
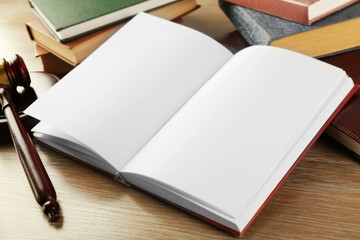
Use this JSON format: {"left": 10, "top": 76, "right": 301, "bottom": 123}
{"left": 26, "top": 0, "right": 199, "bottom": 66}
{"left": 322, "top": 50, "right": 360, "bottom": 159}
{"left": 224, "top": 0, "right": 360, "bottom": 25}
{"left": 34, "top": 44, "right": 74, "bottom": 77}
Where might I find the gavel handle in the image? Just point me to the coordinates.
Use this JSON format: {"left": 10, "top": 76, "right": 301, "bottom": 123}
{"left": 0, "top": 87, "right": 60, "bottom": 222}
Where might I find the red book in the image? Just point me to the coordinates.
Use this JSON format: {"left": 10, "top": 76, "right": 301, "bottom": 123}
{"left": 323, "top": 50, "right": 360, "bottom": 159}
{"left": 224, "top": 0, "right": 360, "bottom": 25}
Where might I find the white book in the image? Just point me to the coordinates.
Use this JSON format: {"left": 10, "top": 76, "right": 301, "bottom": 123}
{"left": 25, "top": 13, "right": 357, "bottom": 236}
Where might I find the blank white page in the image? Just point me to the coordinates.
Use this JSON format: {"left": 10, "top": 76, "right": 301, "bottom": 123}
{"left": 122, "top": 46, "right": 353, "bottom": 229}
{"left": 25, "top": 13, "right": 233, "bottom": 170}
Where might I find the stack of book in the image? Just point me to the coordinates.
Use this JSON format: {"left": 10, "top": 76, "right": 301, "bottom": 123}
{"left": 219, "top": 0, "right": 360, "bottom": 58}
{"left": 26, "top": 0, "right": 199, "bottom": 77}
{"left": 218, "top": 0, "right": 360, "bottom": 160}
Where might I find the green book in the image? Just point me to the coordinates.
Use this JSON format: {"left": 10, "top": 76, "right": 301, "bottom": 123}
{"left": 29, "top": 0, "right": 177, "bottom": 42}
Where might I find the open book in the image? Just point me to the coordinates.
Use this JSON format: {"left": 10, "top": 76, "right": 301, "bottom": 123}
{"left": 25, "top": 13, "right": 357, "bottom": 236}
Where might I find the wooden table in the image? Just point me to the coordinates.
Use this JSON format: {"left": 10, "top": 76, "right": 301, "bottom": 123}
{"left": 1, "top": 1, "right": 360, "bottom": 239}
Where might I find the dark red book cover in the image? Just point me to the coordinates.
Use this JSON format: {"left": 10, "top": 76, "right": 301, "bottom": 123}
{"left": 323, "top": 49, "right": 360, "bottom": 158}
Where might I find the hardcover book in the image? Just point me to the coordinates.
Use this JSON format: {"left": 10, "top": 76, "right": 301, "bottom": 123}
{"left": 24, "top": 13, "right": 357, "bottom": 236}
{"left": 224, "top": 0, "right": 360, "bottom": 25}
{"left": 26, "top": 0, "right": 199, "bottom": 66}
{"left": 322, "top": 49, "right": 360, "bottom": 159}
{"left": 29, "top": 0, "right": 177, "bottom": 42}
{"left": 34, "top": 44, "right": 75, "bottom": 78}
{"left": 219, "top": 0, "right": 360, "bottom": 58}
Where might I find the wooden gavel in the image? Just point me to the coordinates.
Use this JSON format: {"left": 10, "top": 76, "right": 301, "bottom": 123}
{"left": 0, "top": 55, "right": 60, "bottom": 222}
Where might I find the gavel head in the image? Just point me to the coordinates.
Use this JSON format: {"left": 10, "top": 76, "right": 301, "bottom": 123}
{"left": 0, "top": 55, "right": 31, "bottom": 91}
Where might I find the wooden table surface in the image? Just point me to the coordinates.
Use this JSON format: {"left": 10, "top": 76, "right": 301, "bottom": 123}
{"left": 1, "top": 1, "right": 360, "bottom": 239}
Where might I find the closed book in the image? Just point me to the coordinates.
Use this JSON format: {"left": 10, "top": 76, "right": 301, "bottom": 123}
{"left": 24, "top": 13, "right": 357, "bottom": 236}
{"left": 26, "top": 0, "right": 199, "bottom": 66}
{"left": 34, "top": 44, "right": 75, "bottom": 78}
{"left": 29, "top": 0, "right": 177, "bottom": 42}
{"left": 224, "top": 0, "right": 359, "bottom": 25}
{"left": 219, "top": 0, "right": 360, "bottom": 58}
{"left": 322, "top": 50, "right": 360, "bottom": 159}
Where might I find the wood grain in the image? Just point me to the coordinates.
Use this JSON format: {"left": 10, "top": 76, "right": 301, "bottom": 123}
{"left": 0, "top": 1, "right": 359, "bottom": 239}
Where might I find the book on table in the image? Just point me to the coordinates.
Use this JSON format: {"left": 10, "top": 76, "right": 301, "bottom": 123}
{"left": 29, "top": 0, "right": 178, "bottom": 42}
{"left": 24, "top": 13, "right": 358, "bottom": 236}
{"left": 223, "top": 0, "right": 360, "bottom": 25}
{"left": 322, "top": 50, "right": 360, "bottom": 159}
{"left": 326, "top": 89, "right": 360, "bottom": 159}
{"left": 26, "top": 0, "right": 199, "bottom": 66}
{"left": 220, "top": 0, "right": 360, "bottom": 58}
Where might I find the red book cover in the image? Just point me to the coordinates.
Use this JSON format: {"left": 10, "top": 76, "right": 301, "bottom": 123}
{"left": 224, "top": 0, "right": 360, "bottom": 25}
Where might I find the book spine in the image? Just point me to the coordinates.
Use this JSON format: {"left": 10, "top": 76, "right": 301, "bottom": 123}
{"left": 219, "top": 1, "right": 272, "bottom": 45}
